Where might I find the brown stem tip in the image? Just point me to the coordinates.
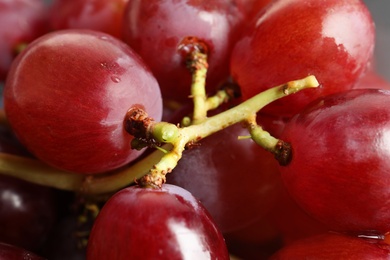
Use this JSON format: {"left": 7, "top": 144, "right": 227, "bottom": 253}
{"left": 124, "top": 106, "right": 154, "bottom": 139}
{"left": 274, "top": 140, "right": 292, "bottom": 166}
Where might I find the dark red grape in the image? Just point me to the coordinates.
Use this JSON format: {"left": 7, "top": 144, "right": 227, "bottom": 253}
{"left": 0, "top": 242, "right": 45, "bottom": 260}
{"left": 49, "top": 0, "right": 128, "bottom": 39}
{"left": 265, "top": 176, "right": 329, "bottom": 245}
{"left": 4, "top": 29, "right": 163, "bottom": 174}
{"left": 0, "top": 175, "right": 58, "bottom": 252}
{"left": 279, "top": 89, "right": 390, "bottom": 234}
{"left": 166, "top": 111, "right": 282, "bottom": 233}
{"left": 122, "top": 0, "right": 244, "bottom": 103}
{"left": 0, "top": 0, "right": 49, "bottom": 81}
{"left": 0, "top": 126, "right": 58, "bottom": 252}
{"left": 230, "top": 0, "right": 375, "bottom": 117}
{"left": 224, "top": 216, "right": 283, "bottom": 259}
{"left": 87, "top": 184, "right": 229, "bottom": 259}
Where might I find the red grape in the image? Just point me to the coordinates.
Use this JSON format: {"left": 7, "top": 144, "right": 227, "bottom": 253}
{"left": 266, "top": 177, "right": 329, "bottom": 245}
{"left": 270, "top": 232, "right": 390, "bottom": 259}
{"left": 49, "top": 0, "right": 128, "bottom": 39}
{"left": 0, "top": 126, "right": 58, "bottom": 252}
{"left": 122, "top": 0, "right": 244, "bottom": 103}
{"left": 230, "top": 0, "right": 375, "bottom": 117}
{"left": 166, "top": 112, "right": 282, "bottom": 233}
{"left": 0, "top": 0, "right": 49, "bottom": 81}
{"left": 224, "top": 216, "right": 283, "bottom": 259}
{"left": 0, "top": 175, "right": 58, "bottom": 252}
{"left": 87, "top": 184, "right": 229, "bottom": 259}
{"left": 279, "top": 89, "right": 390, "bottom": 234}
{"left": 234, "top": 0, "right": 272, "bottom": 21}
{"left": 4, "top": 29, "right": 163, "bottom": 174}
{"left": 354, "top": 68, "right": 390, "bottom": 90}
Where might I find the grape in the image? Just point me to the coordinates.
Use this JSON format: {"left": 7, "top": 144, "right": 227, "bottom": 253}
{"left": 230, "top": 0, "right": 375, "bottom": 117}
{"left": 0, "top": 0, "right": 49, "bottom": 81}
{"left": 234, "top": 0, "right": 272, "bottom": 21}
{"left": 265, "top": 177, "right": 329, "bottom": 245}
{"left": 279, "top": 89, "right": 390, "bottom": 234}
{"left": 270, "top": 232, "right": 390, "bottom": 259}
{"left": 4, "top": 29, "right": 163, "bottom": 174}
{"left": 0, "top": 242, "right": 45, "bottom": 260}
{"left": 354, "top": 68, "right": 390, "bottom": 90}
{"left": 166, "top": 118, "right": 281, "bottom": 234}
{"left": 0, "top": 126, "right": 58, "bottom": 252}
{"left": 224, "top": 216, "right": 283, "bottom": 259}
{"left": 87, "top": 184, "right": 229, "bottom": 259}
{"left": 0, "top": 174, "right": 58, "bottom": 252}
{"left": 223, "top": 167, "right": 328, "bottom": 258}
{"left": 49, "top": 0, "right": 128, "bottom": 39}
{"left": 122, "top": 0, "right": 244, "bottom": 103}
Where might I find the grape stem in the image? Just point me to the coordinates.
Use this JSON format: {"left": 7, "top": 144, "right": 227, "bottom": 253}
{"left": 0, "top": 36, "right": 319, "bottom": 192}
{"left": 128, "top": 75, "right": 319, "bottom": 187}
{"left": 0, "top": 75, "right": 318, "bottom": 193}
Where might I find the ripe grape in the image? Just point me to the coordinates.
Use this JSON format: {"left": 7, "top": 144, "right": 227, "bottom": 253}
{"left": 230, "top": 0, "right": 375, "bottom": 117}
{"left": 265, "top": 177, "right": 329, "bottom": 245}
{"left": 87, "top": 184, "right": 229, "bottom": 259}
{"left": 354, "top": 68, "right": 390, "bottom": 90}
{"left": 0, "top": 175, "right": 59, "bottom": 252}
{"left": 166, "top": 107, "right": 282, "bottom": 233}
{"left": 4, "top": 29, "right": 163, "bottom": 174}
{"left": 0, "top": 0, "right": 49, "bottom": 81}
{"left": 49, "top": 0, "right": 128, "bottom": 39}
{"left": 234, "top": 0, "right": 272, "bottom": 21}
{"left": 122, "top": 0, "right": 244, "bottom": 103}
{"left": 279, "top": 89, "right": 390, "bottom": 234}
{"left": 0, "top": 126, "right": 58, "bottom": 252}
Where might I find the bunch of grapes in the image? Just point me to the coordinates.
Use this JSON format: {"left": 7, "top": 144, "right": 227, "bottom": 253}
{"left": 0, "top": 0, "right": 390, "bottom": 259}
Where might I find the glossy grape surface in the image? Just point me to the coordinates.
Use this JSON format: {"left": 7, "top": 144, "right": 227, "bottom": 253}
{"left": 122, "top": 0, "right": 243, "bottom": 103}
{"left": 4, "top": 29, "right": 163, "bottom": 174}
{"left": 87, "top": 184, "right": 229, "bottom": 259}
{"left": 279, "top": 89, "right": 390, "bottom": 234}
{"left": 49, "top": 0, "right": 128, "bottom": 39}
{"left": 230, "top": 0, "right": 375, "bottom": 117}
{"left": 0, "top": 0, "right": 49, "bottom": 80}
{"left": 0, "top": 175, "right": 58, "bottom": 252}
{"left": 167, "top": 120, "right": 281, "bottom": 233}
{"left": 234, "top": 0, "right": 272, "bottom": 21}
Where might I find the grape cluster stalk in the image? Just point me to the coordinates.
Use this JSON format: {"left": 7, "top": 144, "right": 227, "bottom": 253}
{"left": 0, "top": 40, "right": 318, "bottom": 194}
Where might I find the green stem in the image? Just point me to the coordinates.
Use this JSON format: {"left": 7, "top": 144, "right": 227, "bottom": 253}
{"left": 0, "top": 147, "right": 167, "bottom": 195}
{"left": 138, "top": 75, "right": 319, "bottom": 187}
{"left": 205, "top": 89, "right": 231, "bottom": 111}
{"left": 0, "top": 76, "right": 319, "bottom": 193}
{"left": 184, "top": 75, "right": 318, "bottom": 139}
{"left": 190, "top": 52, "right": 208, "bottom": 125}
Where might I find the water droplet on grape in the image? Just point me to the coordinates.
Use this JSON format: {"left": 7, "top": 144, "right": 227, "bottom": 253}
{"left": 100, "top": 36, "right": 108, "bottom": 40}
{"left": 111, "top": 76, "right": 121, "bottom": 83}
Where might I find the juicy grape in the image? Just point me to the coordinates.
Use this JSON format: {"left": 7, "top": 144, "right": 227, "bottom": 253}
{"left": 4, "top": 29, "right": 163, "bottom": 174}
{"left": 230, "top": 0, "right": 375, "bottom": 117}
{"left": 279, "top": 89, "right": 390, "bottom": 234}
